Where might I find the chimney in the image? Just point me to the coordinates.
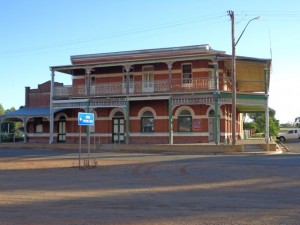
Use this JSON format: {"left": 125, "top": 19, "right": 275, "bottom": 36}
{"left": 25, "top": 87, "right": 30, "bottom": 107}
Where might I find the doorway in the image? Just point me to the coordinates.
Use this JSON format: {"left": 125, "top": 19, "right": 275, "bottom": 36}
{"left": 208, "top": 109, "right": 215, "bottom": 142}
{"left": 112, "top": 112, "right": 125, "bottom": 144}
{"left": 57, "top": 116, "right": 66, "bottom": 143}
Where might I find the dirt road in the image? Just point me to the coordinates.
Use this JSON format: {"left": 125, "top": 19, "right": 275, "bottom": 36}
{"left": 0, "top": 148, "right": 300, "bottom": 225}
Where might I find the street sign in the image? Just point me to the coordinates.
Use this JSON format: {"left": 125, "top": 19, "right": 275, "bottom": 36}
{"left": 78, "top": 112, "right": 95, "bottom": 126}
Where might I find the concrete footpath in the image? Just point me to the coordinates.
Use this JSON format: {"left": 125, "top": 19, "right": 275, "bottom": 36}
{"left": 0, "top": 140, "right": 281, "bottom": 155}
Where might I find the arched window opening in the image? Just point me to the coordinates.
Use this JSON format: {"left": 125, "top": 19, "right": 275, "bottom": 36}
{"left": 141, "top": 111, "right": 154, "bottom": 132}
{"left": 114, "top": 111, "right": 124, "bottom": 117}
{"left": 178, "top": 110, "right": 192, "bottom": 132}
{"left": 209, "top": 109, "right": 215, "bottom": 117}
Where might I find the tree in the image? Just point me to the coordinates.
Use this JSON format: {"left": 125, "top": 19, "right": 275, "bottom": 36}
{"left": 246, "top": 107, "right": 280, "bottom": 136}
{"left": 0, "top": 104, "right": 4, "bottom": 115}
{"left": 280, "top": 122, "right": 294, "bottom": 128}
{"left": 295, "top": 117, "right": 300, "bottom": 128}
{"left": 5, "top": 107, "right": 16, "bottom": 113}
{"left": 243, "top": 121, "right": 257, "bottom": 132}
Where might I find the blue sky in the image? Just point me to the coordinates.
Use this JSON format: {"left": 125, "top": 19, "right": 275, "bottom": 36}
{"left": 1, "top": 0, "right": 299, "bottom": 124}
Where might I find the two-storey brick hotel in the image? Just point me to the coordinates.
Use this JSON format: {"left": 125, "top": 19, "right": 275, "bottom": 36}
{"left": 0, "top": 45, "right": 271, "bottom": 145}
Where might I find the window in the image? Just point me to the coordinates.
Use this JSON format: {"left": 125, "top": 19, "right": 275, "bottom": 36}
{"left": 141, "top": 111, "right": 154, "bottom": 132}
{"left": 123, "top": 67, "right": 134, "bottom": 93}
{"left": 142, "top": 66, "right": 154, "bottom": 92}
{"left": 34, "top": 118, "right": 43, "bottom": 133}
{"left": 90, "top": 76, "right": 96, "bottom": 85}
{"left": 178, "top": 110, "right": 192, "bottom": 132}
{"left": 182, "top": 64, "right": 192, "bottom": 85}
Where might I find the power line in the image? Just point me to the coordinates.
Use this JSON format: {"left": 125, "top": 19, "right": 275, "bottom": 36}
{"left": 0, "top": 12, "right": 227, "bottom": 57}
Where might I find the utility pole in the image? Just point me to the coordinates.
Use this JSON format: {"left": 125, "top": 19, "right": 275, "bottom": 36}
{"left": 228, "top": 10, "right": 260, "bottom": 145}
{"left": 228, "top": 10, "right": 237, "bottom": 145}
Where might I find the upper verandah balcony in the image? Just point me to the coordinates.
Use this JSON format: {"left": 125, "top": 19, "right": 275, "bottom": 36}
{"left": 53, "top": 76, "right": 266, "bottom": 98}
{"left": 50, "top": 45, "right": 271, "bottom": 99}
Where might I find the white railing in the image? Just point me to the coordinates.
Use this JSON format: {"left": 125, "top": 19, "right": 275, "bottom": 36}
{"left": 54, "top": 77, "right": 264, "bottom": 97}
{"left": 53, "top": 77, "right": 240, "bottom": 97}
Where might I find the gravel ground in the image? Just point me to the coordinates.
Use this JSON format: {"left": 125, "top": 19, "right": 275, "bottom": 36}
{"left": 0, "top": 148, "right": 300, "bottom": 225}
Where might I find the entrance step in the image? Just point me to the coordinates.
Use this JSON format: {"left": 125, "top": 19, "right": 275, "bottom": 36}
{"left": 243, "top": 144, "right": 264, "bottom": 153}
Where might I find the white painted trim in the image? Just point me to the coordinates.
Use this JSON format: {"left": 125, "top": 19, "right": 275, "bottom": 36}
{"left": 55, "top": 112, "right": 68, "bottom": 120}
{"left": 130, "top": 132, "right": 168, "bottom": 137}
{"left": 131, "top": 116, "right": 168, "bottom": 120}
{"left": 138, "top": 107, "right": 156, "bottom": 118}
{"left": 174, "top": 106, "right": 195, "bottom": 119}
{"left": 27, "top": 133, "right": 50, "bottom": 137}
{"left": 109, "top": 108, "right": 125, "bottom": 119}
{"left": 128, "top": 96, "right": 169, "bottom": 101}
{"left": 173, "top": 132, "right": 209, "bottom": 137}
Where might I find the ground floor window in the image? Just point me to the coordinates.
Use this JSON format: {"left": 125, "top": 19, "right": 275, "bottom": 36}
{"left": 141, "top": 111, "right": 154, "bottom": 132}
{"left": 34, "top": 118, "right": 43, "bottom": 133}
{"left": 178, "top": 110, "right": 192, "bottom": 132}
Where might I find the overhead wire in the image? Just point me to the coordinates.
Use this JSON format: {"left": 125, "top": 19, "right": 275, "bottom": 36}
{"left": 0, "top": 12, "right": 227, "bottom": 57}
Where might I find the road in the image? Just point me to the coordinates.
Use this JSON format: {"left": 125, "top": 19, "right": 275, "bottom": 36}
{"left": 0, "top": 148, "right": 300, "bottom": 225}
{"left": 281, "top": 139, "right": 300, "bottom": 153}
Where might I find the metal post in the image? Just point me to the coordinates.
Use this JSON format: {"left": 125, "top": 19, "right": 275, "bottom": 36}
{"left": 168, "top": 96, "right": 173, "bottom": 145}
{"left": 79, "top": 125, "right": 81, "bottom": 167}
{"left": 85, "top": 68, "right": 92, "bottom": 166}
{"left": 213, "top": 61, "right": 219, "bottom": 144}
{"left": 49, "top": 69, "right": 55, "bottom": 144}
{"left": 264, "top": 66, "right": 270, "bottom": 151}
{"left": 126, "top": 98, "right": 130, "bottom": 144}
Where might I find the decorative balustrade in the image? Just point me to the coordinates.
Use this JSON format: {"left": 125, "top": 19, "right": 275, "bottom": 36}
{"left": 55, "top": 77, "right": 210, "bottom": 97}
{"left": 53, "top": 77, "right": 258, "bottom": 98}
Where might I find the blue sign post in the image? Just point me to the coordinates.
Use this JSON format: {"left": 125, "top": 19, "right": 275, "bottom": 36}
{"left": 78, "top": 112, "right": 95, "bottom": 126}
{"left": 78, "top": 112, "right": 95, "bottom": 167}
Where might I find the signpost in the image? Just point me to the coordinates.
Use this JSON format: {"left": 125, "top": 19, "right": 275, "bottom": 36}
{"left": 78, "top": 112, "right": 94, "bottom": 167}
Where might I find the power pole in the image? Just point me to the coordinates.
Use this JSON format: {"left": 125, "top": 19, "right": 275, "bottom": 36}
{"left": 228, "top": 10, "right": 237, "bottom": 145}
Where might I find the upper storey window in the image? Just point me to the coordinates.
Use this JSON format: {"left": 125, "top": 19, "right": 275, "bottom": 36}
{"left": 182, "top": 64, "right": 192, "bottom": 85}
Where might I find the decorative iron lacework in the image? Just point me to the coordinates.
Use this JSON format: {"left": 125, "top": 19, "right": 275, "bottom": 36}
{"left": 172, "top": 95, "right": 214, "bottom": 106}
{"left": 53, "top": 98, "right": 126, "bottom": 109}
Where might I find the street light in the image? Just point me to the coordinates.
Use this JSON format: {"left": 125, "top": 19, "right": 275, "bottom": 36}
{"left": 228, "top": 11, "right": 259, "bottom": 145}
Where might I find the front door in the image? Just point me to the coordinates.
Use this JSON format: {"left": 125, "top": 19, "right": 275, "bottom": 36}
{"left": 57, "top": 116, "right": 66, "bottom": 143}
{"left": 112, "top": 117, "right": 125, "bottom": 143}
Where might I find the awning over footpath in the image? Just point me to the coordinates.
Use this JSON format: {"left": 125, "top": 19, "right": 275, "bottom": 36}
{"left": 0, "top": 107, "right": 50, "bottom": 121}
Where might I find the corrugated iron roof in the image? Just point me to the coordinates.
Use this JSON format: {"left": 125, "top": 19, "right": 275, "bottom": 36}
{"left": 1, "top": 107, "right": 50, "bottom": 118}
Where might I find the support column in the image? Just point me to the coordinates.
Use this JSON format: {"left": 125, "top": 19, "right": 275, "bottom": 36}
{"left": 213, "top": 61, "right": 220, "bottom": 144}
{"left": 264, "top": 66, "right": 270, "bottom": 148}
{"left": 168, "top": 96, "right": 173, "bottom": 145}
{"left": 125, "top": 98, "right": 130, "bottom": 144}
{"left": 24, "top": 117, "right": 28, "bottom": 144}
{"left": 124, "top": 65, "right": 131, "bottom": 95}
{"left": 166, "top": 62, "right": 173, "bottom": 91}
{"left": 85, "top": 68, "right": 92, "bottom": 150}
{"left": 49, "top": 69, "right": 55, "bottom": 144}
{"left": 85, "top": 67, "right": 92, "bottom": 96}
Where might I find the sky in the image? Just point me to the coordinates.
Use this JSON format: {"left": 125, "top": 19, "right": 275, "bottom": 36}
{"left": 0, "top": 0, "right": 299, "bottom": 124}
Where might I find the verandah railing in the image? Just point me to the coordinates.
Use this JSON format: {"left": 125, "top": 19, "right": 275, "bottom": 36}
{"left": 54, "top": 77, "right": 216, "bottom": 97}
{"left": 53, "top": 77, "right": 246, "bottom": 98}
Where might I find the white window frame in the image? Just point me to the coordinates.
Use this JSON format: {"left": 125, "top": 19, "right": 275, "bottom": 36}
{"left": 182, "top": 64, "right": 192, "bottom": 86}
{"left": 142, "top": 65, "right": 154, "bottom": 92}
